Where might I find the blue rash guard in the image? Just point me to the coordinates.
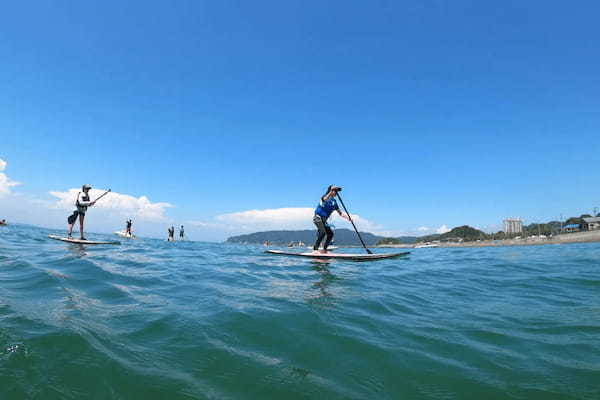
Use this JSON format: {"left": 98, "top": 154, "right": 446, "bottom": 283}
{"left": 315, "top": 197, "right": 339, "bottom": 220}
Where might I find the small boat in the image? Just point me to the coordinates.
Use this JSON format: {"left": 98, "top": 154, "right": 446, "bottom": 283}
{"left": 287, "top": 241, "right": 307, "bottom": 248}
{"left": 414, "top": 242, "right": 439, "bottom": 248}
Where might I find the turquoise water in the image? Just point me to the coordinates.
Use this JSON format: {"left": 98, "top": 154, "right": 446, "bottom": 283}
{"left": 1, "top": 224, "right": 599, "bottom": 399}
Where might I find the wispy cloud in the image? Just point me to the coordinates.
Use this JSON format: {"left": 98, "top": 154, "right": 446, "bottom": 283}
{"left": 0, "top": 158, "right": 21, "bottom": 198}
{"left": 215, "top": 207, "right": 314, "bottom": 231}
{"left": 49, "top": 188, "right": 173, "bottom": 221}
{"left": 403, "top": 224, "right": 453, "bottom": 236}
{"left": 192, "top": 207, "right": 387, "bottom": 235}
{"left": 436, "top": 224, "right": 451, "bottom": 234}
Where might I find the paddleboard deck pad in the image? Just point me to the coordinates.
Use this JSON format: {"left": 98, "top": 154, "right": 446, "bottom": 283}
{"left": 305, "top": 246, "right": 338, "bottom": 250}
{"left": 48, "top": 235, "right": 121, "bottom": 245}
{"left": 265, "top": 249, "right": 409, "bottom": 261}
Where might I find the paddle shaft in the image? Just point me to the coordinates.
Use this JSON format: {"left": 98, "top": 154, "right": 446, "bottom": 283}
{"left": 94, "top": 189, "right": 111, "bottom": 203}
{"left": 336, "top": 193, "right": 373, "bottom": 254}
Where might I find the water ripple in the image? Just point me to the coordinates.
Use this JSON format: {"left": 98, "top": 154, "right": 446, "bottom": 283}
{"left": 1, "top": 225, "right": 600, "bottom": 398}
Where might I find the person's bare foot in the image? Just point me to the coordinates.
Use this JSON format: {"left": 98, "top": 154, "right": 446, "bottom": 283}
{"left": 319, "top": 249, "right": 328, "bottom": 254}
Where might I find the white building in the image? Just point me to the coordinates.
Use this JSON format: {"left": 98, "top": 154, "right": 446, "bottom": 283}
{"left": 582, "top": 217, "right": 600, "bottom": 231}
{"left": 503, "top": 218, "right": 523, "bottom": 234}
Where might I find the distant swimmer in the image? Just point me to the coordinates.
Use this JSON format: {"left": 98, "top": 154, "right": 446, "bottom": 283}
{"left": 179, "top": 225, "right": 184, "bottom": 240}
{"left": 125, "top": 219, "right": 133, "bottom": 236}
{"left": 66, "top": 184, "right": 98, "bottom": 240}
{"left": 313, "top": 185, "right": 350, "bottom": 253}
{"left": 168, "top": 226, "right": 175, "bottom": 241}
{"left": 0, "top": 219, "right": 6, "bottom": 225}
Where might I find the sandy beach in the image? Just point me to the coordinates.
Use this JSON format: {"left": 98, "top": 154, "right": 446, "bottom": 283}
{"left": 377, "top": 230, "right": 600, "bottom": 249}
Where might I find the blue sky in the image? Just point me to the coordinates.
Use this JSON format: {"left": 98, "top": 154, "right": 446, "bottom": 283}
{"left": 1, "top": 1, "right": 599, "bottom": 240}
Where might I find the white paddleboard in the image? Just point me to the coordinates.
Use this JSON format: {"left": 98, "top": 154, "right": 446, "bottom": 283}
{"left": 48, "top": 235, "right": 120, "bottom": 245}
{"left": 305, "top": 246, "right": 338, "bottom": 250}
{"left": 114, "top": 231, "right": 136, "bottom": 239}
{"left": 265, "top": 249, "right": 409, "bottom": 261}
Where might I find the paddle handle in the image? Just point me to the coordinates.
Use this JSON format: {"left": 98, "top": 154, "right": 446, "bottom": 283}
{"left": 336, "top": 193, "right": 373, "bottom": 254}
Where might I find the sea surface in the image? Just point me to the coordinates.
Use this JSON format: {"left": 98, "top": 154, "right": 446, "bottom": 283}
{"left": 1, "top": 224, "right": 599, "bottom": 399}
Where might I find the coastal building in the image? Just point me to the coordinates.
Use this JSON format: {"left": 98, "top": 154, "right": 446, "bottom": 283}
{"left": 503, "top": 218, "right": 523, "bottom": 234}
{"left": 562, "top": 224, "right": 580, "bottom": 233}
{"left": 582, "top": 217, "right": 600, "bottom": 231}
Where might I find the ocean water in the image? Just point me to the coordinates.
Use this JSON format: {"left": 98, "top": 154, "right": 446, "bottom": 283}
{"left": 1, "top": 224, "right": 599, "bottom": 400}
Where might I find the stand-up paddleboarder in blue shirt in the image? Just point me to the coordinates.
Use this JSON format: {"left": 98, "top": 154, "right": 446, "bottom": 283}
{"left": 313, "top": 185, "right": 351, "bottom": 253}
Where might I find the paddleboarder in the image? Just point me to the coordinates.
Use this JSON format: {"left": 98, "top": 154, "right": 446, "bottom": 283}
{"left": 313, "top": 185, "right": 350, "bottom": 253}
{"left": 179, "top": 225, "right": 184, "bottom": 240}
{"left": 168, "top": 226, "right": 175, "bottom": 241}
{"left": 67, "top": 184, "right": 97, "bottom": 240}
{"left": 125, "top": 219, "right": 133, "bottom": 236}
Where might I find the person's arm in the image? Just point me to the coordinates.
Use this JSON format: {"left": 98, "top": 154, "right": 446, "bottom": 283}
{"left": 321, "top": 189, "right": 336, "bottom": 203}
{"left": 334, "top": 199, "right": 350, "bottom": 221}
{"left": 337, "top": 209, "right": 351, "bottom": 221}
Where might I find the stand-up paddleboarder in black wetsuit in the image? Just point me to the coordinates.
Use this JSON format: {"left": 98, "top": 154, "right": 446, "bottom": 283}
{"left": 67, "top": 184, "right": 97, "bottom": 240}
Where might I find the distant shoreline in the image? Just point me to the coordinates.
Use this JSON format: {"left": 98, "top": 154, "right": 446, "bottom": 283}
{"left": 376, "top": 230, "right": 600, "bottom": 249}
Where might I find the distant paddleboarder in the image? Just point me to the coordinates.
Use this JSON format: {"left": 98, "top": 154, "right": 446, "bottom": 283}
{"left": 125, "top": 219, "right": 133, "bottom": 236}
{"left": 179, "top": 225, "right": 184, "bottom": 240}
{"left": 0, "top": 219, "right": 6, "bottom": 226}
{"left": 168, "top": 226, "right": 175, "bottom": 241}
{"left": 67, "top": 184, "right": 97, "bottom": 240}
{"left": 313, "top": 185, "right": 350, "bottom": 253}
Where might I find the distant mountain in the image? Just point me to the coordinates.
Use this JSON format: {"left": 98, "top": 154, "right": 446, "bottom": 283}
{"left": 417, "top": 225, "right": 488, "bottom": 242}
{"left": 226, "top": 229, "right": 386, "bottom": 246}
{"left": 376, "top": 237, "right": 418, "bottom": 245}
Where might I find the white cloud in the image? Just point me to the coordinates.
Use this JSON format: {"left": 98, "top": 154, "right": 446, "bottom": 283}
{"left": 209, "top": 207, "right": 387, "bottom": 235}
{"left": 0, "top": 158, "right": 21, "bottom": 198}
{"left": 418, "top": 226, "right": 430, "bottom": 232}
{"left": 436, "top": 224, "right": 451, "bottom": 234}
{"left": 49, "top": 188, "right": 173, "bottom": 221}
{"left": 480, "top": 223, "right": 502, "bottom": 234}
{"left": 215, "top": 207, "right": 314, "bottom": 231}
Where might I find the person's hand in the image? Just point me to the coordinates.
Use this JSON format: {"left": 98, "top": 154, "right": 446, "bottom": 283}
{"left": 91, "top": 201, "right": 97, "bottom": 206}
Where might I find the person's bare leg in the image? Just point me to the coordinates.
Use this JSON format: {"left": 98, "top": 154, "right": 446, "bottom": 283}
{"left": 79, "top": 214, "right": 86, "bottom": 239}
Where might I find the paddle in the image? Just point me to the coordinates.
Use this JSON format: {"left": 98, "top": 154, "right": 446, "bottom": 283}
{"left": 336, "top": 192, "right": 373, "bottom": 254}
{"left": 94, "top": 189, "right": 111, "bottom": 203}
